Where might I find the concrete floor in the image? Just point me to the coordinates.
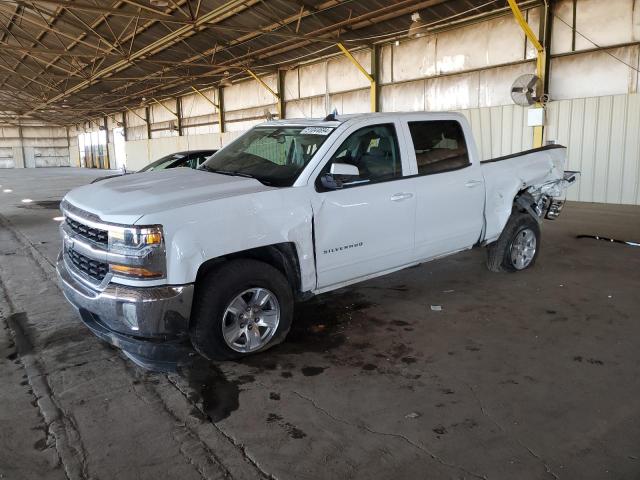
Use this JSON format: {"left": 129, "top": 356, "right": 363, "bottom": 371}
{"left": 1, "top": 167, "right": 639, "bottom": 480}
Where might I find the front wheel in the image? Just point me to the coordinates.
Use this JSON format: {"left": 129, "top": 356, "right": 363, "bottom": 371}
{"left": 486, "top": 212, "right": 540, "bottom": 272}
{"left": 189, "top": 259, "right": 293, "bottom": 360}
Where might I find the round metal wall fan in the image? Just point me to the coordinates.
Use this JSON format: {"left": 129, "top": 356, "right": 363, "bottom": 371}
{"left": 511, "top": 74, "right": 543, "bottom": 106}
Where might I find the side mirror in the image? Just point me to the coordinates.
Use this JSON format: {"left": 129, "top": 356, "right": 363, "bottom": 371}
{"left": 330, "top": 163, "right": 359, "bottom": 176}
{"left": 320, "top": 163, "right": 361, "bottom": 190}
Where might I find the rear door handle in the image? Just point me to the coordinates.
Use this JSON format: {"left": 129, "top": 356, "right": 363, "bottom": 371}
{"left": 465, "top": 180, "right": 483, "bottom": 188}
{"left": 391, "top": 192, "right": 414, "bottom": 202}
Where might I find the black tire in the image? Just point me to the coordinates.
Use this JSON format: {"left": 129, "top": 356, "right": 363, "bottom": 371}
{"left": 189, "top": 259, "right": 294, "bottom": 360}
{"left": 486, "top": 212, "right": 541, "bottom": 273}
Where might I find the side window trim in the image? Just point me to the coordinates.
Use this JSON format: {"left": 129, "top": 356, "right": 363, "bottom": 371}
{"left": 314, "top": 122, "right": 406, "bottom": 192}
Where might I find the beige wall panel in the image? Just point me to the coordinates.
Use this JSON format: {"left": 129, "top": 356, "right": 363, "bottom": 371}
{"left": 126, "top": 107, "right": 147, "bottom": 127}
{"left": 436, "top": 22, "right": 489, "bottom": 74}
{"left": 127, "top": 125, "right": 147, "bottom": 141}
{"left": 299, "top": 61, "right": 326, "bottom": 98}
{"left": 380, "top": 44, "right": 393, "bottom": 84}
{"left": 226, "top": 119, "right": 263, "bottom": 132}
{"left": 182, "top": 133, "right": 222, "bottom": 151}
{"left": 485, "top": 15, "right": 529, "bottom": 65}
{"left": 550, "top": 47, "right": 638, "bottom": 100}
{"left": 380, "top": 81, "right": 425, "bottom": 112}
{"left": 223, "top": 74, "right": 277, "bottom": 111}
{"left": 150, "top": 99, "right": 177, "bottom": 123}
{"left": 181, "top": 90, "right": 218, "bottom": 118}
{"left": 285, "top": 99, "right": 313, "bottom": 119}
{"left": 328, "top": 49, "right": 371, "bottom": 93}
{"left": 283, "top": 69, "right": 299, "bottom": 101}
{"left": 425, "top": 72, "right": 480, "bottom": 111}
{"left": 576, "top": 0, "right": 636, "bottom": 50}
{"left": 152, "top": 123, "right": 179, "bottom": 138}
{"left": 225, "top": 105, "right": 276, "bottom": 123}
{"left": 524, "top": 7, "right": 541, "bottom": 60}
{"left": 392, "top": 36, "right": 436, "bottom": 82}
{"left": 551, "top": 0, "right": 575, "bottom": 55}
{"left": 0, "top": 127, "right": 20, "bottom": 138}
{"left": 329, "top": 89, "right": 369, "bottom": 114}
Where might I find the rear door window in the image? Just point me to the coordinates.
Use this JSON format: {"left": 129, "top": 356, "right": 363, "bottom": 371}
{"left": 407, "top": 121, "right": 470, "bottom": 175}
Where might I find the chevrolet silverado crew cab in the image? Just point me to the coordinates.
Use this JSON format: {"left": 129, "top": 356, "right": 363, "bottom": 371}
{"left": 57, "top": 112, "right": 577, "bottom": 367}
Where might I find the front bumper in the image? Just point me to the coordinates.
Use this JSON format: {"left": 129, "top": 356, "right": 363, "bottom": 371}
{"left": 56, "top": 251, "right": 194, "bottom": 362}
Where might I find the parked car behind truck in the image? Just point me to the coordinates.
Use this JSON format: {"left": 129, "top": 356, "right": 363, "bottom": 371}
{"left": 91, "top": 149, "right": 217, "bottom": 183}
{"left": 57, "top": 112, "right": 577, "bottom": 368}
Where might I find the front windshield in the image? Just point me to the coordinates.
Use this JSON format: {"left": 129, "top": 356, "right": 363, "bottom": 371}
{"left": 140, "top": 153, "right": 186, "bottom": 172}
{"left": 200, "top": 126, "right": 333, "bottom": 186}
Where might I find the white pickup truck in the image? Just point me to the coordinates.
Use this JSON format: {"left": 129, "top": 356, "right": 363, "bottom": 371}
{"left": 57, "top": 112, "right": 577, "bottom": 367}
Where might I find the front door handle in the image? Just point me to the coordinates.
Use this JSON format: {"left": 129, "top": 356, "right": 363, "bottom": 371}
{"left": 465, "top": 180, "right": 483, "bottom": 188}
{"left": 391, "top": 192, "right": 414, "bottom": 202}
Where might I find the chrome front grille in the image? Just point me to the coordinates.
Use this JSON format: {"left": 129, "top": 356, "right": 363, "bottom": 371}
{"left": 66, "top": 216, "right": 108, "bottom": 246}
{"left": 66, "top": 247, "right": 109, "bottom": 282}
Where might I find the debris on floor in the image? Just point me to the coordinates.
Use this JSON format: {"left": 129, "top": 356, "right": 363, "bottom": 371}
{"left": 576, "top": 234, "right": 640, "bottom": 247}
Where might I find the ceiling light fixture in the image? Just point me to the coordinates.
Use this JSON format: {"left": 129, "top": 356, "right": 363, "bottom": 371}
{"left": 408, "top": 12, "right": 427, "bottom": 39}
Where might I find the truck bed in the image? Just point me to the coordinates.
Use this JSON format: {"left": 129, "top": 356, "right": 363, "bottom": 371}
{"left": 480, "top": 144, "right": 569, "bottom": 243}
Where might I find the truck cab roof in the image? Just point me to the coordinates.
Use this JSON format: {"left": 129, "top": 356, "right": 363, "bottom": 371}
{"left": 259, "top": 111, "right": 467, "bottom": 129}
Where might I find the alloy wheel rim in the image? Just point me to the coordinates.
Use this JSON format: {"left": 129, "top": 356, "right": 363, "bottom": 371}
{"left": 221, "top": 287, "right": 280, "bottom": 353}
{"left": 510, "top": 228, "right": 537, "bottom": 270}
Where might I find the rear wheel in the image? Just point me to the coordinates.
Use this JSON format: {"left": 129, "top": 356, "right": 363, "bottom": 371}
{"left": 486, "top": 212, "right": 540, "bottom": 272}
{"left": 190, "top": 259, "right": 293, "bottom": 360}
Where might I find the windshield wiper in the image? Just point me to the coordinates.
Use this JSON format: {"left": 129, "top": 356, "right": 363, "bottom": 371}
{"left": 199, "top": 166, "right": 273, "bottom": 186}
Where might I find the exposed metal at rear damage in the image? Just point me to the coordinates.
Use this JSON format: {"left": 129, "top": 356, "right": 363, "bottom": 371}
{"left": 527, "top": 171, "right": 580, "bottom": 220}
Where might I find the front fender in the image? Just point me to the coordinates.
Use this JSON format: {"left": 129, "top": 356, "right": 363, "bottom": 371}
{"left": 140, "top": 188, "right": 317, "bottom": 291}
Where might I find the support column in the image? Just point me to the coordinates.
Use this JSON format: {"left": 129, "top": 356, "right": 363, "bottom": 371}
{"left": 507, "top": 0, "right": 546, "bottom": 147}
{"left": 176, "top": 97, "right": 183, "bottom": 136}
{"left": 217, "top": 87, "right": 226, "bottom": 134}
{"left": 145, "top": 106, "right": 152, "bottom": 139}
{"left": 277, "top": 69, "right": 286, "bottom": 119}
{"left": 371, "top": 44, "right": 380, "bottom": 112}
{"left": 16, "top": 124, "right": 25, "bottom": 168}
{"left": 122, "top": 112, "right": 128, "bottom": 141}
{"left": 103, "top": 116, "right": 110, "bottom": 169}
{"left": 65, "top": 126, "right": 71, "bottom": 167}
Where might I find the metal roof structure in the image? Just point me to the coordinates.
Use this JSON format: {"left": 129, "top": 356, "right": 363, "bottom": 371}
{"left": 0, "top": 0, "right": 540, "bottom": 126}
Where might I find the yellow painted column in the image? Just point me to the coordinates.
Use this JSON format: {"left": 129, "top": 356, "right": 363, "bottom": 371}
{"left": 507, "top": 0, "right": 545, "bottom": 147}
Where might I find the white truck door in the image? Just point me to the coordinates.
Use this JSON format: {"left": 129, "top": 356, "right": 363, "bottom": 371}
{"left": 311, "top": 121, "right": 416, "bottom": 290}
{"left": 401, "top": 117, "right": 485, "bottom": 260}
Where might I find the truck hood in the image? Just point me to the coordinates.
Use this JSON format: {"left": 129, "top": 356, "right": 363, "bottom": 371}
{"left": 64, "top": 168, "right": 272, "bottom": 224}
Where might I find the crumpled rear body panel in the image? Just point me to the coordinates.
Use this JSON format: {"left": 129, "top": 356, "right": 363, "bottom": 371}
{"left": 481, "top": 146, "right": 571, "bottom": 243}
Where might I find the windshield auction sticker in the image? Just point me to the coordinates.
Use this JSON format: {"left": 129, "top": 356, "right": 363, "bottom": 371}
{"left": 300, "top": 127, "right": 334, "bottom": 135}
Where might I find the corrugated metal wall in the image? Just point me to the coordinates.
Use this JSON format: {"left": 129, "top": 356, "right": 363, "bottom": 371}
{"left": 458, "top": 105, "right": 534, "bottom": 161}
{"left": 457, "top": 95, "right": 640, "bottom": 206}
{"left": 545, "top": 93, "right": 640, "bottom": 205}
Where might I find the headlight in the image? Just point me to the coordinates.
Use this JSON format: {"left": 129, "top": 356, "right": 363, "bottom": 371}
{"left": 108, "top": 225, "right": 166, "bottom": 279}
{"left": 108, "top": 225, "right": 163, "bottom": 250}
